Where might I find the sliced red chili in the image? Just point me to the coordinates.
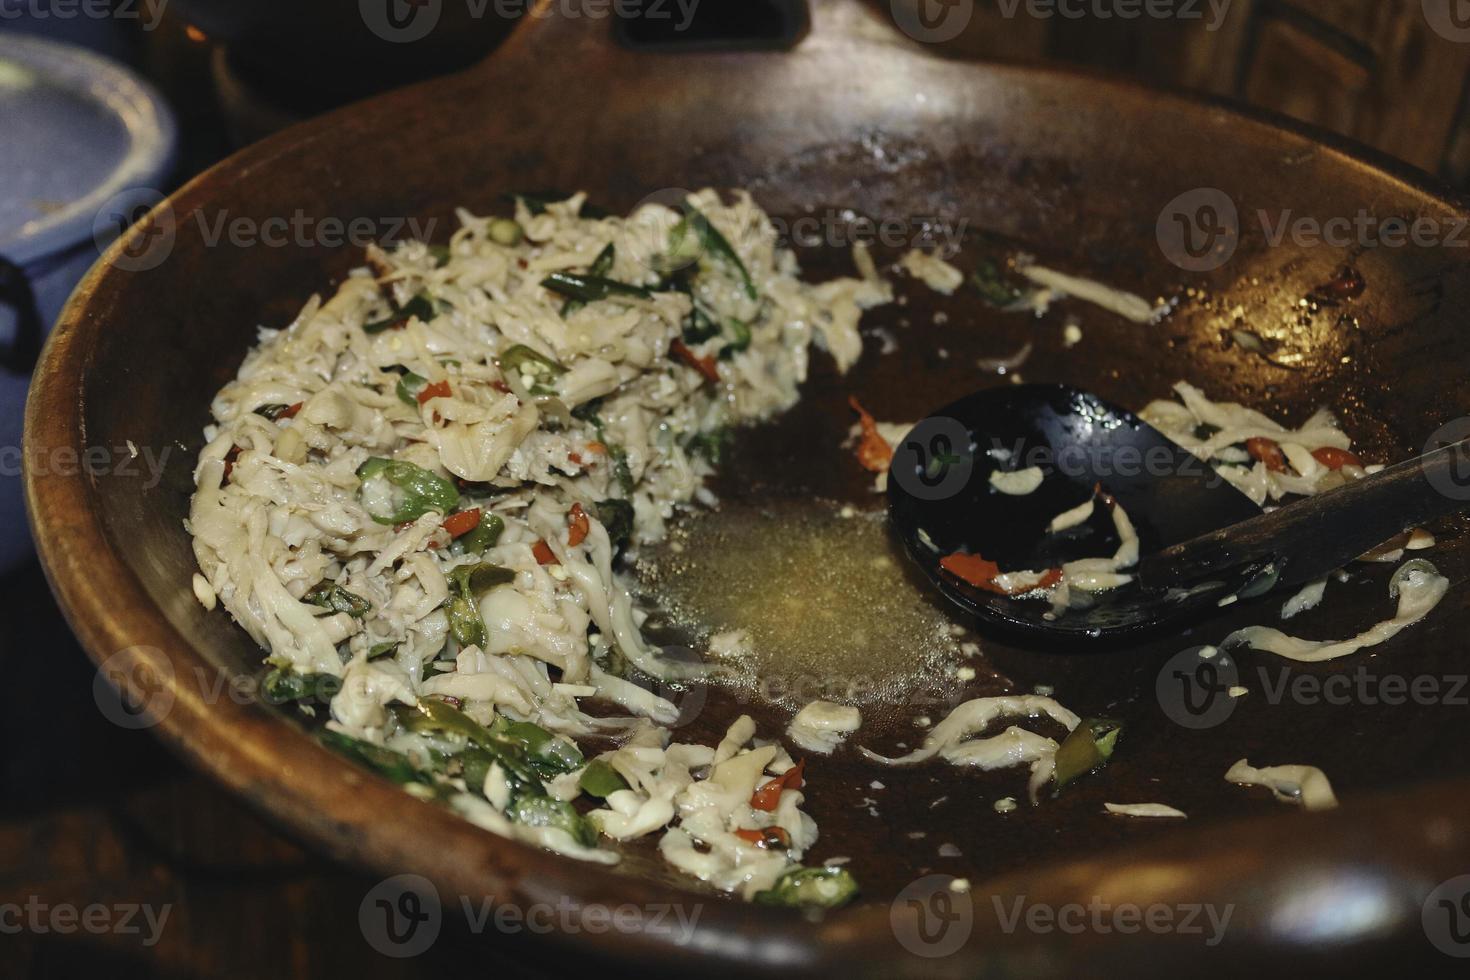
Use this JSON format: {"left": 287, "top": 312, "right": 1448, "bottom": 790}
{"left": 671, "top": 338, "right": 720, "bottom": 385}
{"left": 416, "top": 380, "right": 452, "bottom": 405}
{"left": 751, "top": 760, "right": 805, "bottom": 812}
{"left": 1311, "top": 446, "right": 1363, "bottom": 471}
{"left": 280, "top": 402, "right": 303, "bottom": 419}
{"left": 532, "top": 539, "right": 556, "bottom": 565}
{"left": 441, "top": 508, "right": 482, "bottom": 539}
{"left": 1245, "top": 437, "right": 1288, "bottom": 473}
{"left": 221, "top": 445, "right": 242, "bottom": 485}
{"left": 734, "top": 827, "right": 791, "bottom": 849}
{"left": 939, "top": 553, "right": 1062, "bottom": 596}
{"left": 939, "top": 552, "right": 1002, "bottom": 589}
{"left": 567, "top": 502, "right": 589, "bottom": 547}
{"left": 849, "top": 395, "right": 894, "bottom": 473}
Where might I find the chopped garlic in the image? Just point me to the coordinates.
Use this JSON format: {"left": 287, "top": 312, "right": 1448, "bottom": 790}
{"left": 1225, "top": 560, "right": 1447, "bottom": 662}
{"left": 1104, "top": 802, "right": 1187, "bottom": 819}
{"left": 786, "top": 700, "right": 862, "bottom": 756}
{"left": 1016, "top": 263, "right": 1162, "bottom": 323}
{"left": 1048, "top": 497, "right": 1095, "bottom": 533}
{"left": 192, "top": 572, "right": 218, "bottom": 611}
{"left": 1226, "top": 759, "right": 1338, "bottom": 811}
{"left": 1281, "top": 577, "right": 1327, "bottom": 619}
{"left": 899, "top": 249, "right": 964, "bottom": 295}
{"left": 989, "top": 466, "right": 1044, "bottom": 496}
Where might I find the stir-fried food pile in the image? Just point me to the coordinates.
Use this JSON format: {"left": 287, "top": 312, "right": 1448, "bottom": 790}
{"left": 188, "top": 190, "right": 889, "bottom": 904}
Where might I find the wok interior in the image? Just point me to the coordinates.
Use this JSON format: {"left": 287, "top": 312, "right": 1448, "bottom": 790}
{"left": 71, "top": 33, "right": 1470, "bottom": 901}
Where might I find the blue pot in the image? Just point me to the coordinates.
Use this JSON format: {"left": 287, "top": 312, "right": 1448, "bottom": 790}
{"left": 0, "top": 35, "right": 177, "bottom": 573}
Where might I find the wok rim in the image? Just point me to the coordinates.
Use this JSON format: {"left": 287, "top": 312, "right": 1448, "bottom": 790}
{"left": 24, "top": 12, "right": 1470, "bottom": 974}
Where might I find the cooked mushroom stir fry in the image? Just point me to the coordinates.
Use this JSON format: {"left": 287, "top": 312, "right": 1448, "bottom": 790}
{"left": 190, "top": 189, "right": 890, "bottom": 904}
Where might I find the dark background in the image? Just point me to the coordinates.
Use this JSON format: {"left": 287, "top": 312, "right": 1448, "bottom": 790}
{"left": 6, "top": 0, "right": 1470, "bottom": 976}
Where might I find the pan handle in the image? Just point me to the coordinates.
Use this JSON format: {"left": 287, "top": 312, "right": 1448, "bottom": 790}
{"left": 469, "top": 0, "right": 928, "bottom": 82}
{"left": 493, "top": 0, "right": 918, "bottom": 63}
{"left": 613, "top": 0, "right": 810, "bottom": 52}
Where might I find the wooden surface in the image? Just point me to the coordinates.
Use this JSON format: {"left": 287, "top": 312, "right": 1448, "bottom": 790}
{"left": 0, "top": 559, "right": 565, "bottom": 980}
{"left": 887, "top": 0, "right": 1470, "bottom": 182}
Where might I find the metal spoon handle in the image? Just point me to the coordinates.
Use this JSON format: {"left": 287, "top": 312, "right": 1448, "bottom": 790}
{"left": 1136, "top": 441, "right": 1470, "bottom": 592}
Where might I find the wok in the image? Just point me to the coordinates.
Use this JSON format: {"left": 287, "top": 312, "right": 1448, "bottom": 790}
{"left": 25, "top": 1, "right": 1470, "bottom": 974}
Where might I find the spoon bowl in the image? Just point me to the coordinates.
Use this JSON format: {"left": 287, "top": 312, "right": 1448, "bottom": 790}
{"left": 887, "top": 384, "right": 1270, "bottom": 645}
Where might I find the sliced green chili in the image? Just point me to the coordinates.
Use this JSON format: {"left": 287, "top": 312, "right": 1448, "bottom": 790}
{"left": 356, "top": 456, "right": 390, "bottom": 481}
{"left": 500, "top": 343, "right": 568, "bottom": 396}
{"left": 508, "top": 794, "right": 599, "bottom": 849}
{"left": 593, "top": 499, "right": 635, "bottom": 549}
{"left": 687, "top": 428, "right": 733, "bottom": 466}
{"left": 262, "top": 668, "right": 342, "bottom": 705}
{"left": 578, "top": 758, "right": 630, "bottom": 798}
{"left": 609, "top": 446, "right": 635, "bottom": 496}
{"left": 320, "top": 730, "right": 424, "bottom": 787}
{"left": 395, "top": 700, "right": 543, "bottom": 790}
{"left": 1052, "top": 718, "right": 1123, "bottom": 795}
{"left": 540, "top": 272, "right": 651, "bottom": 304}
{"left": 562, "top": 243, "right": 616, "bottom": 317}
{"left": 443, "top": 562, "right": 514, "bottom": 651}
{"left": 752, "top": 866, "right": 859, "bottom": 909}
{"left": 357, "top": 458, "right": 460, "bottom": 525}
{"left": 364, "top": 292, "right": 436, "bottom": 334}
{"left": 450, "top": 514, "right": 505, "bottom": 556}
{"left": 303, "top": 581, "right": 372, "bottom": 618}
{"left": 395, "top": 371, "right": 429, "bottom": 406}
{"left": 682, "top": 301, "right": 721, "bottom": 344}
{"left": 491, "top": 716, "right": 584, "bottom": 778}
{"left": 721, "top": 317, "right": 752, "bottom": 356}
{"left": 449, "top": 562, "right": 516, "bottom": 598}
{"left": 571, "top": 398, "right": 603, "bottom": 425}
{"left": 446, "top": 594, "right": 487, "bottom": 649}
{"left": 970, "top": 258, "right": 1021, "bottom": 307}
{"left": 678, "top": 206, "right": 756, "bottom": 300}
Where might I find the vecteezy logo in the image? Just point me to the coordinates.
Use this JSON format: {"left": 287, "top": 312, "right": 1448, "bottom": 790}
{"left": 93, "top": 647, "right": 176, "bottom": 730}
{"left": 1424, "top": 875, "right": 1470, "bottom": 957}
{"left": 92, "top": 188, "right": 175, "bottom": 273}
{"left": 1424, "top": 0, "right": 1470, "bottom": 42}
{"left": 1156, "top": 188, "right": 1239, "bottom": 272}
{"left": 360, "top": 874, "right": 442, "bottom": 957}
{"left": 890, "top": 416, "right": 974, "bottom": 501}
{"left": 890, "top": 0, "right": 974, "bottom": 44}
{"left": 360, "top": 0, "right": 443, "bottom": 43}
{"left": 891, "top": 875, "right": 973, "bottom": 958}
{"left": 1422, "top": 417, "right": 1470, "bottom": 502}
{"left": 1156, "top": 645, "right": 1238, "bottom": 730}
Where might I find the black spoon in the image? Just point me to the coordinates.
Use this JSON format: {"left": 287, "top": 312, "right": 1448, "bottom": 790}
{"left": 886, "top": 384, "right": 1469, "bottom": 646}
